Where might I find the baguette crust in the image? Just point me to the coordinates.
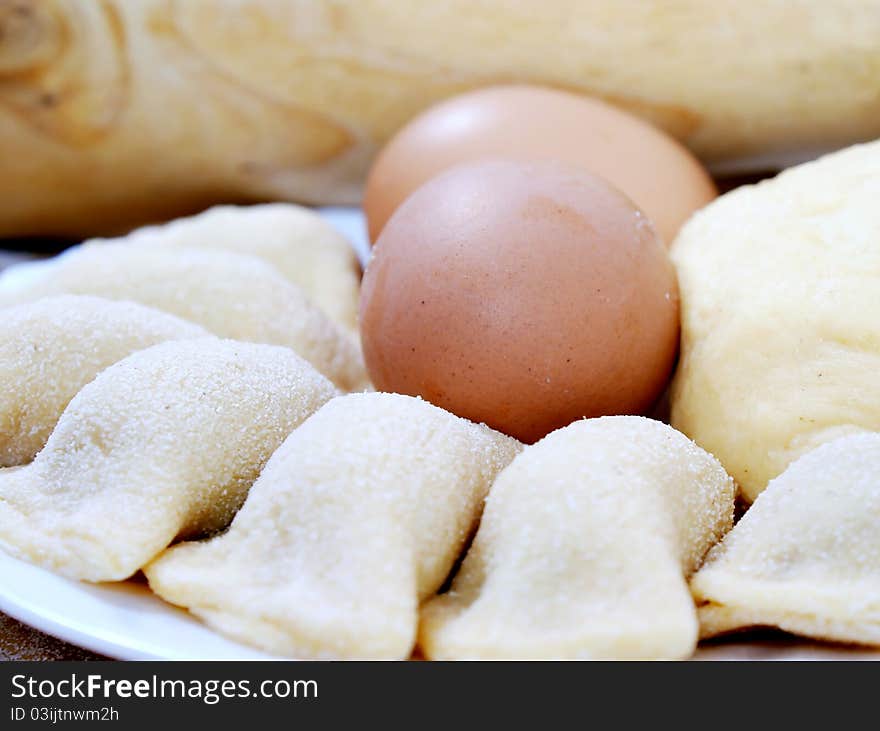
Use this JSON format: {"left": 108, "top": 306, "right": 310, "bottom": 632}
{"left": 2, "top": 0, "right": 880, "bottom": 236}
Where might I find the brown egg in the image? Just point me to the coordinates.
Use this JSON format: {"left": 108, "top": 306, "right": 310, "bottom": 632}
{"left": 363, "top": 85, "right": 716, "bottom": 246}
{"left": 360, "top": 160, "right": 680, "bottom": 443}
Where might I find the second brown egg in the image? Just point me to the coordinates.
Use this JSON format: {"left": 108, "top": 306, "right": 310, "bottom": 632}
{"left": 363, "top": 85, "right": 716, "bottom": 246}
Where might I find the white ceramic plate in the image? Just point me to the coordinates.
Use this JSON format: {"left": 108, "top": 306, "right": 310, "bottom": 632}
{"left": 0, "top": 208, "right": 877, "bottom": 661}
{"left": 0, "top": 550, "right": 275, "bottom": 660}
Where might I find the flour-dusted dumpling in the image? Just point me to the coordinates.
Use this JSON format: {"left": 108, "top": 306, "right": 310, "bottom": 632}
{"left": 671, "top": 140, "right": 880, "bottom": 501}
{"left": 0, "top": 295, "right": 208, "bottom": 467}
{"left": 692, "top": 433, "right": 880, "bottom": 646}
{"left": 0, "top": 244, "right": 368, "bottom": 391}
{"left": 115, "top": 204, "right": 361, "bottom": 333}
{"left": 145, "top": 393, "right": 520, "bottom": 659}
{"left": 419, "top": 416, "right": 734, "bottom": 660}
{"left": 0, "top": 339, "right": 336, "bottom": 581}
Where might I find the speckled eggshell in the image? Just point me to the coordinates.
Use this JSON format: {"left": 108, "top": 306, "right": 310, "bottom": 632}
{"left": 359, "top": 159, "right": 680, "bottom": 443}
{"left": 363, "top": 85, "right": 717, "bottom": 245}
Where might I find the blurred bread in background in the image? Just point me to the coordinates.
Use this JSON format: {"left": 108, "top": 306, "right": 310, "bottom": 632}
{"left": 2, "top": 0, "right": 879, "bottom": 237}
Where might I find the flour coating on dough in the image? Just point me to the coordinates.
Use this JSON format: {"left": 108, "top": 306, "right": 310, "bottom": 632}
{"left": 419, "top": 416, "right": 734, "bottom": 660}
{"left": 0, "top": 339, "right": 336, "bottom": 581}
{"left": 146, "top": 392, "right": 520, "bottom": 659}
{"left": 0, "top": 295, "right": 207, "bottom": 466}
{"left": 692, "top": 433, "right": 880, "bottom": 646}
{"left": 110, "top": 203, "right": 362, "bottom": 333}
{"left": 0, "top": 244, "right": 368, "bottom": 391}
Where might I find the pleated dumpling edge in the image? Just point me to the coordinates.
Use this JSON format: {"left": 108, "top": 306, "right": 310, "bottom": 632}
{"left": 418, "top": 415, "right": 735, "bottom": 660}
{"left": 0, "top": 338, "right": 337, "bottom": 582}
{"left": 0, "top": 243, "right": 368, "bottom": 392}
{"left": 144, "top": 392, "right": 521, "bottom": 660}
{"left": 0, "top": 295, "right": 209, "bottom": 467}
{"left": 691, "top": 432, "right": 880, "bottom": 646}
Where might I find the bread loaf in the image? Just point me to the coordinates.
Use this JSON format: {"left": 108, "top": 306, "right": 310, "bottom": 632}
{"left": 2, "top": 0, "right": 879, "bottom": 237}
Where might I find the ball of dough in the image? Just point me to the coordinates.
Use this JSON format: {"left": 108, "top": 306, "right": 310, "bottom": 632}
{"left": 361, "top": 160, "right": 679, "bottom": 443}
{"left": 671, "top": 140, "right": 880, "bottom": 501}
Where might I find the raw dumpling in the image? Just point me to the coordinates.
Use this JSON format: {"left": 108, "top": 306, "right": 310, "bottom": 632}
{"left": 419, "top": 416, "right": 734, "bottom": 660}
{"left": 692, "top": 433, "right": 880, "bottom": 646}
{"left": 145, "top": 393, "right": 520, "bottom": 659}
{"left": 111, "top": 204, "right": 361, "bottom": 333}
{"left": 0, "top": 339, "right": 336, "bottom": 581}
{"left": 671, "top": 140, "right": 880, "bottom": 501}
{"left": 0, "top": 244, "right": 368, "bottom": 391}
{"left": 0, "top": 295, "right": 207, "bottom": 466}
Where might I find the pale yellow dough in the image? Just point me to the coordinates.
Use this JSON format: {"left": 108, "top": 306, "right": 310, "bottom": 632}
{"left": 0, "top": 243, "right": 368, "bottom": 391}
{"left": 671, "top": 140, "right": 880, "bottom": 501}
{"left": 145, "top": 393, "right": 520, "bottom": 659}
{"left": 419, "top": 416, "right": 734, "bottom": 660}
{"left": 109, "top": 204, "right": 361, "bottom": 333}
{"left": 0, "top": 339, "right": 336, "bottom": 581}
{"left": 692, "top": 433, "right": 880, "bottom": 646}
{"left": 0, "top": 295, "right": 207, "bottom": 467}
